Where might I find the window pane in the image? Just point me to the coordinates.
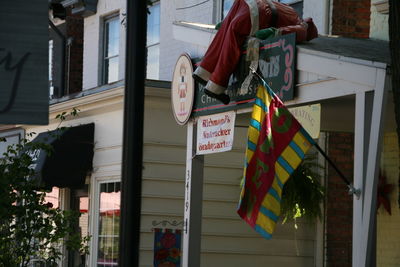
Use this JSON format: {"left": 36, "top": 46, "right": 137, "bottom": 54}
{"left": 223, "top": 0, "right": 234, "bottom": 19}
{"left": 97, "top": 182, "right": 120, "bottom": 267}
{"left": 49, "top": 40, "right": 53, "bottom": 81}
{"left": 104, "top": 57, "right": 119, "bottom": 84}
{"left": 103, "top": 16, "right": 119, "bottom": 85}
{"left": 146, "top": 45, "right": 159, "bottom": 80}
{"left": 44, "top": 187, "right": 59, "bottom": 209}
{"left": 146, "top": 4, "right": 160, "bottom": 80}
{"left": 105, "top": 18, "right": 119, "bottom": 58}
{"left": 0, "top": 133, "right": 20, "bottom": 157}
{"left": 79, "top": 196, "right": 89, "bottom": 238}
{"left": 147, "top": 4, "right": 160, "bottom": 46}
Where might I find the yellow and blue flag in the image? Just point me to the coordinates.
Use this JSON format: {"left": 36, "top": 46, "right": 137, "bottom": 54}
{"left": 237, "top": 79, "right": 315, "bottom": 239}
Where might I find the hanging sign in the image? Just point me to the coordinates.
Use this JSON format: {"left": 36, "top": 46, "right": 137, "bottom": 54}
{"left": 0, "top": 0, "right": 49, "bottom": 125}
{"left": 192, "top": 33, "right": 296, "bottom": 117}
{"left": 196, "top": 111, "right": 236, "bottom": 155}
{"left": 171, "top": 54, "right": 195, "bottom": 125}
{"left": 289, "top": 104, "right": 321, "bottom": 139}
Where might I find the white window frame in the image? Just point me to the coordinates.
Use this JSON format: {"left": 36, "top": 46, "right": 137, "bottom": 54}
{"left": 101, "top": 14, "right": 120, "bottom": 85}
{"left": 89, "top": 176, "right": 121, "bottom": 267}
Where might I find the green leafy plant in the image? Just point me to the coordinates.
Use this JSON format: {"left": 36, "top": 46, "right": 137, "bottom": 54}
{"left": 0, "top": 109, "right": 88, "bottom": 267}
{"left": 280, "top": 155, "right": 325, "bottom": 224}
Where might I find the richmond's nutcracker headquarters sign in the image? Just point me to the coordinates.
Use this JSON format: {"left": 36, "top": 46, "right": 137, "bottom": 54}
{"left": 196, "top": 111, "right": 236, "bottom": 155}
{"left": 0, "top": 0, "right": 49, "bottom": 125}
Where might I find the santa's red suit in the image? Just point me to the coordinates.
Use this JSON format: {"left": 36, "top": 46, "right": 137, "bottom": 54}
{"left": 193, "top": 0, "right": 318, "bottom": 104}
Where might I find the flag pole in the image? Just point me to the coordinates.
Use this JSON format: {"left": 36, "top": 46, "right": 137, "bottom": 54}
{"left": 249, "top": 67, "right": 361, "bottom": 198}
{"left": 314, "top": 143, "right": 361, "bottom": 198}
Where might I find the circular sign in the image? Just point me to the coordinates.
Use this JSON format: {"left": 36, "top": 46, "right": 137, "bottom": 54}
{"left": 171, "top": 54, "right": 195, "bottom": 125}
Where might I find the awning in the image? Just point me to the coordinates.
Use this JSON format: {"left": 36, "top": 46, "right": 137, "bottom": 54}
{"left": 30, "top": 123, "right": 95, "bottom": 189}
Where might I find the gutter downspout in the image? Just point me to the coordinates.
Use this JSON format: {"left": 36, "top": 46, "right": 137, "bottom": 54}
{"left": 48, "top": 19, "right": 66, "bottom": 97}
{"left": 327, "top": 0, "right": 332, "bottom": 35}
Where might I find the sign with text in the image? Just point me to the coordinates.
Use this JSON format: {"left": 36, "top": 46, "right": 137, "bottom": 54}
{"left": 193, "top": 33, "right": 296, "bottom": 117}
{"left": 171, "top": 54, "right": 195, "bottom": 125}
{"left": 0, "top": 0, "right": 49, "bottom": 125}
{"left": 289, "top": 104, "right": 321, "bottom": 139}
{"left": 196, "top": 111, "right": 236, "bottom": 155}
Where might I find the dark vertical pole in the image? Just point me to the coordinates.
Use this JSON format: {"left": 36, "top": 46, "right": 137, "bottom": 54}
{"left": 119, "top": 0, "right": 147, "bottom": 266}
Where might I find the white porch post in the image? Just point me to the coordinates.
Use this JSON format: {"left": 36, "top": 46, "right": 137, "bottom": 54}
{"left": 361, "top": 68, "right": 387, "bottom": 267}
{"left": 182, "top": 120, "right": 204, "bottom": 267}
{"left": 353, "top": 90, "right": 373, "bottom": 266}
{"left": 353, "top": 68, "right": 387, "bottom": 267}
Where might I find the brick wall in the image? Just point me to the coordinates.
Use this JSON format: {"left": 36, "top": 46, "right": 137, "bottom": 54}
{"left": 66, "top": 13, "right": 84, "bottom": 94}
{"left": 326, "top": 132, "right": 354, "bottom": 267}
{"left": 331, "top": 0, "right": 371, "bottom": 38}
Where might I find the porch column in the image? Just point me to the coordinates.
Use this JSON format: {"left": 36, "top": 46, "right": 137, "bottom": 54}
{"left": 353, "top": 67, "right": 387, "bottom": 267}
{"left": 353, "top": 90, "right": 373, "bottom": 266}
{"left": 182, "top": 120, "right": 204, "bottom": 267}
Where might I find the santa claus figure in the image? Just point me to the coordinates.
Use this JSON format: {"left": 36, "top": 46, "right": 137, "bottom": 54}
{"left": 193, "top": 0, "right": 318, "bottom": 104}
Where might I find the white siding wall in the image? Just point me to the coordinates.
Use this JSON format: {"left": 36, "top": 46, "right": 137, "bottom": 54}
{"left": 174, "top": 0, "right": 215, "bottom": 23}
{"left": 139, "top": 96, "right": 317, "bottom": 267}
{"left": 25, "top": 90, "right": 125, "bottom": 182}
{"left": 25, "top": 85, "right": 317, "bottom": 266}
{"left": 25, "top": 88, "right": 124, "bottom": 267}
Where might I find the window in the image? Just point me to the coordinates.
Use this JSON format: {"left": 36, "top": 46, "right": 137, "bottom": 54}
{"left": 95, "top": 181, "right": 121, "bottom": 267}
{"left": 146, "top": 2, "right": 160, "bottom": 80}
{"left": 102, "top": 16, "right": 120, "bottom": 85}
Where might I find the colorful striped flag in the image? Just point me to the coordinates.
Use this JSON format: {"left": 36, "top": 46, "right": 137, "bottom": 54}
{"left": 237, "top": 79, "right": 315, "bottom": 239}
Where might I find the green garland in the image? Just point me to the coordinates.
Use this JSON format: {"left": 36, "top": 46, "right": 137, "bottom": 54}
{"left": 280, "top": 156, "right": 325, "bottom": 223}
